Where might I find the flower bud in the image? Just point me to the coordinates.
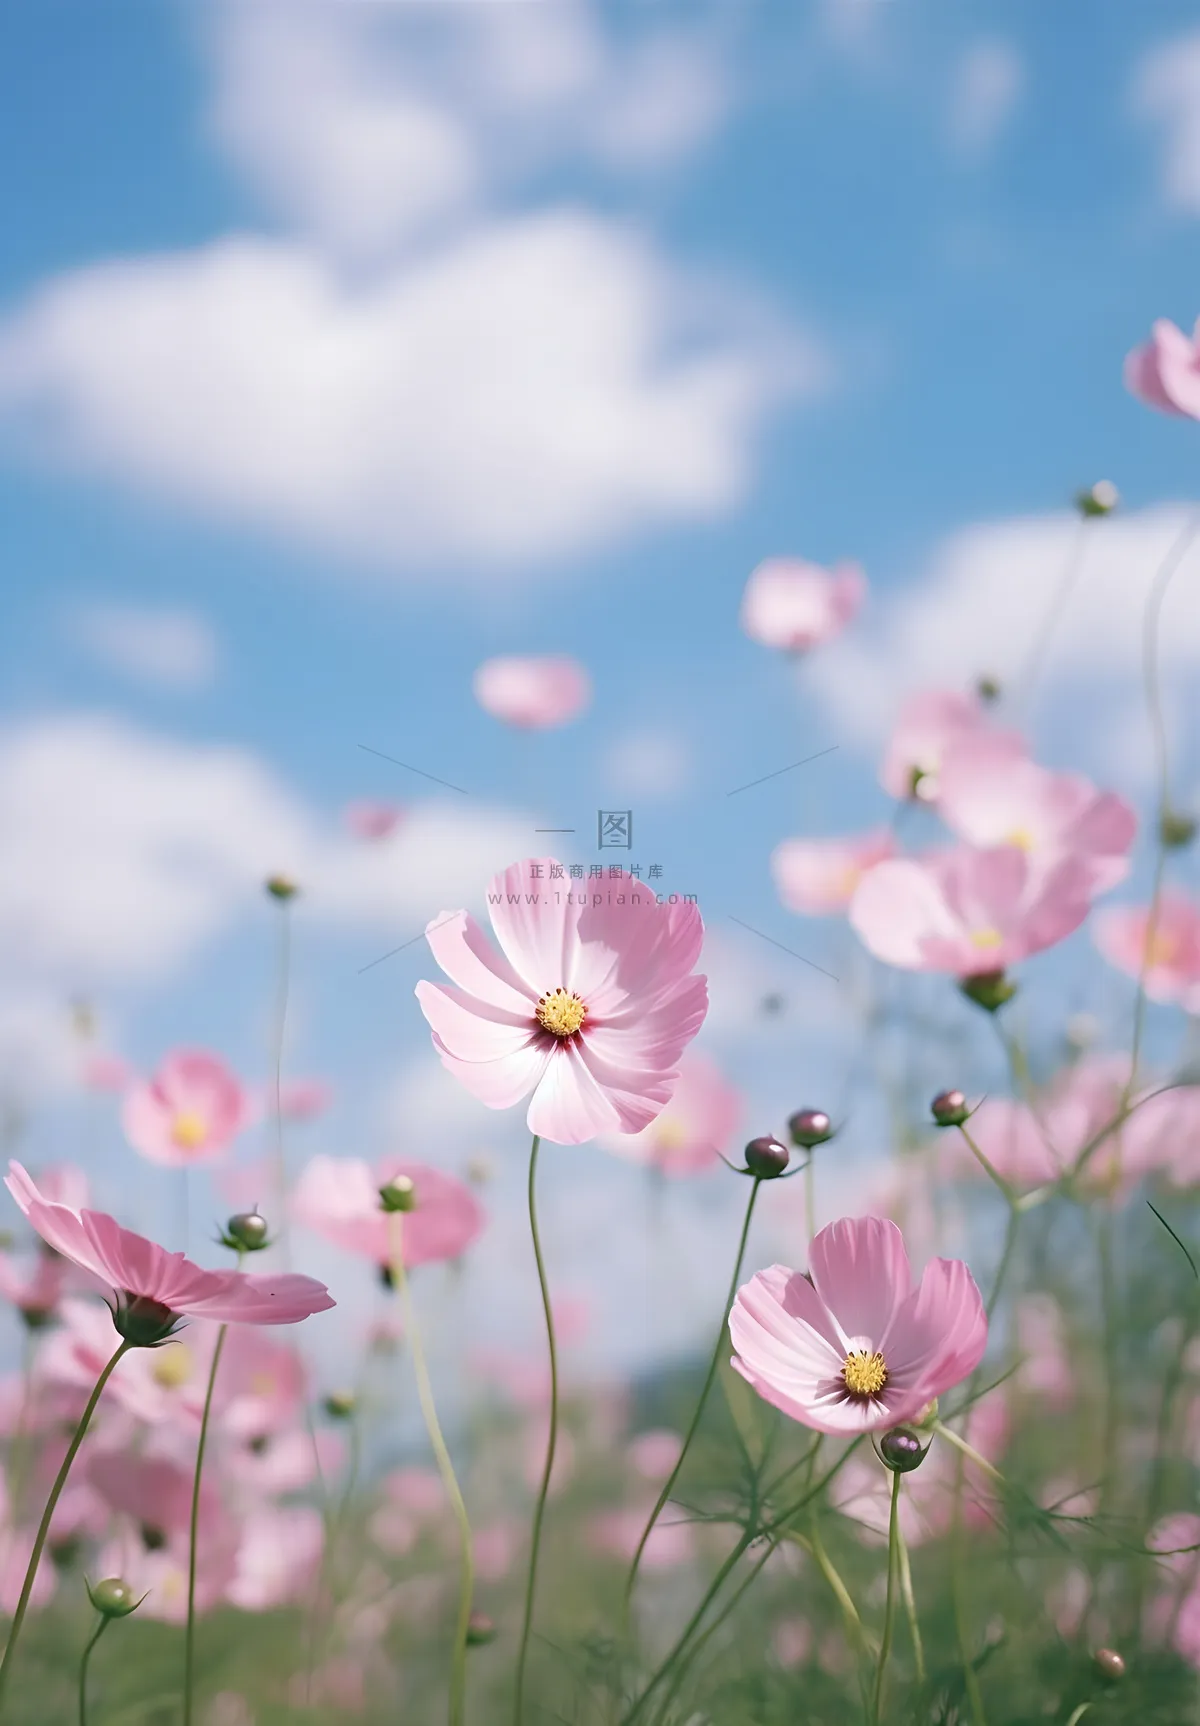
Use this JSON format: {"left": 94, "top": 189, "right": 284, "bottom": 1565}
{"left": 322, "top": 1390, "right": 356, "bottom": 1421}
{"left": 1160, "top": 809, "right": 1197, "bottom": 851}
{"left": 761, "top": 993, "right": 785, "bottom": 1016}
{"left": 223, "top": 1211, "right": 270, "bottom": 1252}
{"left": 975, "top": 675, "right": 1001, "bottom": 704}
{"left": 1075, "top": 480, "right": 1118, "bottom": 518}
{"left": 959, "top": 971, "right": 1017, "bottom": 1013}
{"left": 879, "top": 1427, "right": 926, "bottom": 1473}
{"left": 1092, "top": 1647, "right": 1125, "bottom": 1684}
{"left": 87, "top": 1576, "right": 141, "bottom": 1619}
{"left": 743, "top": 1136, "right": 790, "bottom": 1179}
{"left": 265, "top": 874, "right": 299, "bottom": 901}
{"left": 378, "top": 1176, "right": 417, "bottom": 1213}
{"left": 114, "top": 1295, "right": 179, "bottom": 1348}
{"left": 466, "top": 1157, "right": 492, "bottom": 1187}
{"left": 787, "top": 1109, "right": 833, "bottom": 1150}
{"left": 466, "top": 1611, "right": 498, "bottom": 1647}
{"left": 930, "top": 1090, "right": 969, "bottom": 1128}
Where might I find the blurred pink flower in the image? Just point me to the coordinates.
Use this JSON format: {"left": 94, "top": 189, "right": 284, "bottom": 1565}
{"left": 1123, "top": 1084, "right": 1200, "bottom": 1188}
{"left": 37, "top": 1299, "right": 216, "bottom": 1427}
{"left": 80, "top": 1052, "right": 135, "bottom": 1093}
{"left": 602, "top": 1052, "right": 738, "bottom": 1176}
{"left": 473, "top": 1517, "right": 521, "bottom": 1583}
{"left": 1125, "top": 317, "right": 1200, "bottom": 418}
{"left": 223, "top": 1426, "right": 343, "bottom": 1498}
{"left": 472, "top": 656, "right": 591, "bottom": 728}
{"left": 97, "top": 1525, "right": 237, "bottom": 1624}
{"left": 627, "top": 1429, "right": 684, "bottom": 1481}
{"left": 416, "top": 857, "right": 708, "bottom": 1144}
{"left": 6, "top": 1162, "right": 334, "bottom": 1332}
{"left": 0, "top": 1248, "right": 66, "bottom": 1325}
{"left": 370, "top": 1466, "right": 446, "bottom": 1557}
{"left": 523, "top": 1411, "right": 575, "bottom": 1496}
{"left": 1014, "top": 1294, "right": 1074, "bottom": 1409}
{"left": 226, "top": 1505, "right": 324, "bottom": 1611}
{"left": 121, "top": 1049, "right": 254, "bottom": 1167}
{"left": 589, "top": 1505, "right": 694, "bottom": 1570}
{"left": 1093, "top": 889, "right": 1200, "bottom": 1008}
{"left": 0, "top": 1468, "right": 56, "bottom": 1616}
{"left": 343, "top": 800, "right": 405, "bottom": 841}
{"left": 268, "top": 1078, "right": 334, "bottom": 1122}
{"left": 88, "top": 1447, "right": 215, "bottom": 1544}
{"left": 849, "top": 844, "right": 1094, "bottom": 975}
{"left": 832, "top": 1398, "right": 1007, "bottom": 1548}
{"left": 772, "top": 1617, "right": 813, "bottom": 1669}
{"left": 937, "top": 735, "right": 1136, "bottom": 895}
{"left": 879, "top": 689, "right": 997, "bottom": 802}
{"left": 213, "top": 1327, "right": 307, "bottom": 1441}
{"left": 729, "top": 1215, "right": 987, "bottom": 1436}
{"left": 739, "top": 558, "right": 865, "bottom": 653}
{"left": 772, "top": 829, "right": 897, "bottom": 917}
{"left": 292, "top": 1154, "right": 484, "bottom": 1269}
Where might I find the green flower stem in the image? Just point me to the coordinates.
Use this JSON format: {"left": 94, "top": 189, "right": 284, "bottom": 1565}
{"left": 0, "top": 1339, "right": 131, "bottom": 1720}
{"left": 184, "top": 1319, "right": 232, "bottom": 1726}
{"left": 389, "top": 1217, "right": 474, "bottom": 1726}
{"left": 956, "top": 1126, "right": 1016, "bottom": 1206}
{"left": 620, "top": 1438, "right": 866, "bottom": 1726}
{"left": 870, "top": 1471, "right": 902, "bottom": 1726}
{"left": 895, "top": 1517, "right": 925, "bottom": 1685}
{"left": 78, "top": 1614, "right": 110, "bottom": 1726}
{"left": 932, "top": 1422, "right": 1007, "bottom": 1488}
{"left": 621, "top": 1177, "right": 762, "bottom": 1629}
{"left": 1064, "top": 1706, "right": 1092, "bottom": 1726}
{"left": 513, "top": 1134, "right": 557, "bottom": 1726}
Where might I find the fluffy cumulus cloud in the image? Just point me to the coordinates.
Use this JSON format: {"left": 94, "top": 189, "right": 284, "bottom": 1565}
{"left": 804, "top": 504, "right": 1200, "bottom": 787}
{"left": 0, "top": 712, "right": 531, "bottom": 989}
{"left": 1133, "top": 29, "right": 1200, "bottom": 215}
{"left": 67, "top": 604, "right": 218, "bottom": 691}
{"left": 0, "top": 0, "right": 820, "bottom": 580}
{"left": 948, "top": 40, "right": 1023, "bottom": 159}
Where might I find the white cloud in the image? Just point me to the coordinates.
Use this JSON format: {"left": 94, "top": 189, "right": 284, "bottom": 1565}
{"left": 0, "top": 712, "right": 532, "bottom": 989}
{"left": 1133, "top": 30, "right": 1200, "bottom": 215}
{"left": 948, "top": 41, "right": 1023, "bottom": 160}
{"left": 804, "top": 503, "right": 1200, "bottom": 783}
{"left": 0, "top": 217, "right": 816, "bottom": 577}
{"left": 599, "top": 730, "right": 692, "bottom": 800}
{"left": 67, "top": 604, "right": 218, "bottom": 691}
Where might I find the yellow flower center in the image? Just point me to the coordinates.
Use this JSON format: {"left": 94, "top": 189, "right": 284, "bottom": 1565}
{"left": 535, "top": 988, "right": 587, "bottom": 1039}
{"left": 1146, "top": 931, "right": 1179, "bottom": 967}
{"left": 251, "top": 1371, "right": 275, "bottom": 1397}
{"left": 842, "top": 1349, "right": 888, "bottom": 1399}
{"left": 654, "top": 1118, "right": 687, "bottom": 1151}
{"left": 834, "top": 864, "right": 862, "bottom": 897}
{"left": 151, "top": 1343, "right": 193, "bottom": 1389}
{"left": 1006, "top": 827, "right": 1035, "bottom": 851}
{"left": 969, "top": 926, "right": 1004, "bottom": 950}
{"left": 171, "top": 1110, "right": 208, "bottom": 1150}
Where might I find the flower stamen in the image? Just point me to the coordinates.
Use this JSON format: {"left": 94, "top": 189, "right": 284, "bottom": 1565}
{"left": 842, "top": 1348, "right": 888, "bottom": 1399}
{"left": 535, "top": 988, "right": 587, "bottom": 1039}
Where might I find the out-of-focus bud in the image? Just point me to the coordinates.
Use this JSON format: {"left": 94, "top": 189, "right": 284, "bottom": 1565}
{"left": 1161, "top": 809, "right": 1197, "bottom": 850}
{"left": 787, "top": 1109, "right": 833, "bottom": 1150}
{"left": 959, "top": 971, "right": 1017, "bottom": 1013}
{"left": 931, "top": 1090, "right": 970, "bottom": 1128}
{"left": 322, "top": 1391, "right": 356, "bottom": 1421}
{"left": 761, "top": 993, "right": 785, "bottom": 1016}
{"left": 912, "top": 1398, "right": 939, "bottom": 1431}
{"left": 378, "top": 1176, "right": 417, "bottom": 1214}
{"left": 743, "top": 1136, "right": 790, "bottom": 1179}
{"left": 87, "top": 1577, "right": 142, "bottom": 1619}
{"left": 466, "top": 1611, "right": 498, "bottom": 1647}
{"left": 465, "top": 1157, "right": 492, "bottom": 1187}
{"left": 1092, "top": 1648, "right": 1126, "bottom": 1683}
{"left": 1075, "top": 480, "right": 1119, "bottom": 518}
{"left": 975, "top": 675, "right": 1002, "bottom": 704}
{"left": 265, "top": 875, "right": 299, "bottom": 901}
{"left": 879, "top": 1428, "right": 926, "bottom": 1473}
{"left": 222, "top": 1211, "right": 270, "bottom": 1252}
{"left": 1065, "top": 1013, "right": 1099, "bottom": 1052}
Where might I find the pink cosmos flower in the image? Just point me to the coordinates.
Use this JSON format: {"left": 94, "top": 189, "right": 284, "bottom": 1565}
{"left": 1014, "top": 1294, "right": 1074, "bottom": 1409}
{"left": 415, "top": 857, "right": 708, "bottom": 1145}
{"left": 849, "top": 844, "right": 1094, "bottom": 976}
{"left": 472, "top": 1518, "right": 521, "bottom": 1583}
{"left": 222, "top": 1426, "right": 344, "bottom": 1499}
{"left": 880, "top": 689, "right": 998, "bottom": 802}
{"left": 772, "top": 829, "right": 897, "bottom": 917}
{"left": 602, "top": 1053, "right": 738, "bottom": 1176}
{"left": 0, "top": 1248, "right": 66, "bottom": 1325}
{"left": 472, "top": 656, "right": 591, "bottom": 729}
{"left": 268, "top": 1078, "right": 334, "bottom": 1122}
{"left": 1121, "top": 1084, "right": 1200, "bottom": 1188}
{"left": 36, "top": 1299, "right": 217, "bottom": 1427}
{"left": 292, "top": 1154, "right": 484, "bottom": 1269}
{"left": 0, "top": 1470, "right": 56, "bottom": 1617}
{"left": 213, "top": 1328, "right": 307, "bottom": 1441}
{"left": 937, "top": 735, "right": 1136, "bottom": 895}
{"left": 739, "top": 558, "right": 865, "bottom": 653}
{"left": 728, "top": 1215, "right": 987, "bottom": 1436}
{"left": 343, "top": 800, "right": 405, "bottom": 841}
{"left": 370, "top": 1466, "right": 446, "bottom": 1557}
{"left": 121, "top": 1049, "right": 254, "bottom": 1167}
{"left": 589, "top": 1506, "right": 695, "bottom": 1571}
{"left": 1124, "top": 317, "right": 1200, "bottom": 419}
{"left": 627, "top": 1429, "right": 685, "bottom": 1481}
{"left": 6, "top": 1162, "right": 334, "bottom": 1334}
{"left": 81, "top": 1053, "right": 135, "bottom": 1093}
{"left": 226, "top": 1505, "right": 324, "bottom": 1611}
{"left": 1093, "top": 889, "right": 1200, "bottom": 1008}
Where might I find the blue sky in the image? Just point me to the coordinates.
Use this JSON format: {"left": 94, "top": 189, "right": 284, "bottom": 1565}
{"left": 1, "top": 0, "right": 1199, "bottom": 1384}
